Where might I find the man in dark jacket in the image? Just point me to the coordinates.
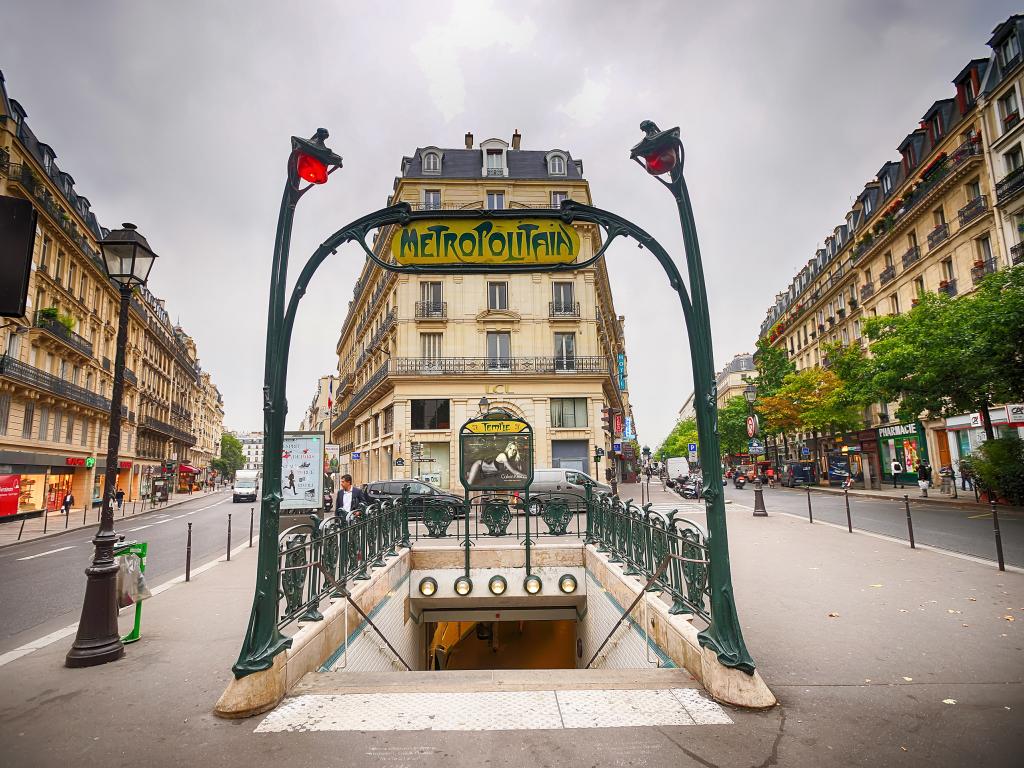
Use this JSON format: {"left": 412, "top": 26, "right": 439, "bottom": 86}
{"left": 335, "top": 474, "right": 370, "bottom": 522}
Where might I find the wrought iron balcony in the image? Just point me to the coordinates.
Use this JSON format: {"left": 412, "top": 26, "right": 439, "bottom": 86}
{"left": 860, "top": 283, "right": 875, "bottom": 301}
{"left": 141, "top": 415, "right": 196, "bottom": 446}
{"left": 971, "top": 258, "right": 997, "bottom": 285}
{"left": 486, "top": 168, "right": 505, "bottom": 176}
{"left": 901, "top": 245, "right": 921, "bottom": 268}
{"left": 349, "top": 361, "right": 390, "bottom": 412}
{"left": 879, "top": 265, "right": 897, "bottom": 286}
{"left": 1012, "top": 242, "right": 1024, "bottom": 266}
{"left": 958, "top": 195, "right": 988, "bottom": 227}
{"left": 939, "top": 279, "right": 958, "bottom": 297}
{"left": 124, "top": 367, "right": 137, "bottom": 387}
{"left": 998, "top": 163, "right": 1024, "bottom": 203}
{"left": 391, "top": 356, "right": 611, "bottom": 376}
{"left": 415, "top": 301, "right": 447, "bottom": 319}
{"left": 549, "top": 301, "right": 581, "bottom": 318}
{"left": 32, "top": 311, "right": 93, "bottom": 357}
{"left": 927, "top": 223, "right": 949, "bottom": 251}
{"left": 0, "top": 354, "right": 111, "bottom": 412}
{"left": 102, "top": 357, "right": 111, "bottom": 372}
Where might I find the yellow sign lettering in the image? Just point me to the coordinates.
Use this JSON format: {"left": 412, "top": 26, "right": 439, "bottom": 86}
{"left": 392, "top": 218, "right": 580, "bottom": 266}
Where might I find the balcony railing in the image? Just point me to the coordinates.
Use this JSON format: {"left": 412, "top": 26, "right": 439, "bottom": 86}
{"left": 0, "top": 354, "right": 111, "bottom": 412}
{"left": 392, "top": 356, "right": 611, "bottom": 376}
{"left": 957, "top": 195, "right": 988, "bottom": 227}
{"left": 102, "top": 357, "right": 111, "bottom": 372}
{"left": 860, "top": 283, "right": 875, "bottom": 301}
{"left": 927, "top": 223, "right": 949, "bottom": 251}
{"left": 141, "top": 415, "right": 196, "bottom": 446}
{"left": 901, "top": 246, "right": 921, "bottom": 268}
{"left": 939, "top": 279, "right": 958, "bottom": 297}
{"left": 549, "top": 301, "right": 581, "bottom": 318}
{"left": 414, "top": 301, "right": 447, "bottom": 319}
{"left": 971, "top": 258, "right": 997, "bottom": 285}
{"left": 878, "top": 265, "right": 895, "bottom": 286}
{"left": 124, "top": 367, "right": 137, "bottom": 387}
{"left": 486, "top": 167, "right": 505, "bottom": 176}
{"left": 1012, "top": 242, "right": 1024, "bottom": 266}
{"left": 997, "top": 165, "right": 1024, "bottom": 203}
{"left": 32, "top": 312, "right": 93, "bottom": 357}
{"left": 349, "top": 361, "right": 390, "bottom": 412}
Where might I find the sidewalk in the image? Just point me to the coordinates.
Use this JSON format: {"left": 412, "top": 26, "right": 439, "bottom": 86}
{"left": 0, "top": 481, "right": 1019, "bottom": 766}
{"left": 805, "top": 482, "right": 992, "bottom": 507}
{"left": 0, "top": 488, "right": 231, "bottom": 548}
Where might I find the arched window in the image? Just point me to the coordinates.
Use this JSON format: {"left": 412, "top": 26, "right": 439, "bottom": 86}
{"left": 423, "top": 152, "right": 440, "bottom": 173}
{"left": 549, "top": 154, "right": 565, "bottom": 175}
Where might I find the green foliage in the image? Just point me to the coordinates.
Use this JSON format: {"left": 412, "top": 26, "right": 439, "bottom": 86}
{"left": 752, "top": 337, "right": 794, "bottom": 398}
{"left": 215, "top": 433, "right": 245, "bottom": 479}
{"left": 718, "top": 396, "right": 752, "bottom": 457}
{"left": 758, "top": 368, "right": 862, "bottom": 445}
{"left": 862, "top": 266, "right": 1024, "bottom": 435}
{"left": 656, "top": 418, "right": 699, "bottom": 460}
{"left": 969, "top": 434, "right": 1024, "bottom": 505}
{"left": 820, "top": 341, "right": 876, "bottom": 408}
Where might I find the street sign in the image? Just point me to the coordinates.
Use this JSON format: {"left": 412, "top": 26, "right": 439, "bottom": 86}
{"left": 613, "top": 413, "right": 624, "bottom": 436}
{"left": 801, "top": 447, "right": 810, "bottom": 457}
{"left": 612, "top": 442, "right": 622, "bottom": 454}
{"left": 395, "top": 457, "right": 405, "bottom": 467}
{"left": 352, "top": 451, "right": 361, "bottom": 460}
{"left": 595, "top": 447, "right": 605, "bottom": 458}
{"left": 391, "top": 217, "right": 580, "bottom": 266}
{"left": 688, "top": 451, "right": 698, "bottom": 462}
{"left": 748, "top": 438, "right": 765, "bottom": 456}
{"left": 746, "top": 415, "right": 759, "bottom": 438}
{"left": 688, "top": 442, "right": 697, "bottom": 452}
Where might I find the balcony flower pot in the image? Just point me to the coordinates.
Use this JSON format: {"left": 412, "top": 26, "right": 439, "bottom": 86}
{"left": 973, "top": 260, "right": 985, "bottom": 269}
{"left": 939, "top": 280, "right": 950, "bottom": 289}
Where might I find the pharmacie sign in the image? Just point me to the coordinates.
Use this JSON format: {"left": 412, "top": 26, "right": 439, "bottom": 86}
{"left": 391, "top": 218, "right": 580, "bottom": 266}
{"left": 877, "top": 423, "right": 917, "bottom": 438}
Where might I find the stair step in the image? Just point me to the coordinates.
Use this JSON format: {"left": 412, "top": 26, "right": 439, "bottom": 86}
{"left": 293, "top": 666, "right": 697, "bottom": 696}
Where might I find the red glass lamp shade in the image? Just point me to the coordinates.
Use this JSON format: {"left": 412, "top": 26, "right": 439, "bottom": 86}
{"left": 643, "top": 146, "right": 678, "bottom": 176}
{"left": 297, "top": 152, "right": 329, "bottom": 184}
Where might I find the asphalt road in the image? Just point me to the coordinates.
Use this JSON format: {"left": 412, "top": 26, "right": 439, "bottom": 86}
{"left": 0, "top": 488, "right": 258, "bottom": 654}
{"left": 719, "top": 482, "right": 1023, "bottom": 567}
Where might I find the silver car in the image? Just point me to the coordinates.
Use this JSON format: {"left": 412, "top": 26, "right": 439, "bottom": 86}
{"left": 525, "top": 468, "right": 612, "bottom": 513}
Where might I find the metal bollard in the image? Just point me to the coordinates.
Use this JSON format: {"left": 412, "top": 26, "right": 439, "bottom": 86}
{"left": 185, "top": 522, "right": 193, "bottom": 582}
{"left": 753, "top": 479, "right": 767, "bottom": 517}
{"left": 991, "top": 500, "right": 1005, "bottom": 572}
{"left": 17, "top": 517, "right": 26, "bottom": 540}
{"left": 249, "top": 507, "right": 254, "bottom": 548}
{"left": 226, "top": 513, "right": 232, "bottom": 561}
{"left": 64, "top": 510, "right": 69, "bottom": 529}
{"left": 82, "top": 507, "right": 87, "bottom": 526}
{"left": 806, "top": 486, "right": 813, "bottom": 523}
{"left": 844, "top": 489, "right": 852, "bottom": 533}
{"left": 904, "top": 495, "right": 915, "bottom": 549}
{"left": 43, "top": 508, "right": 48, "bottom": 534}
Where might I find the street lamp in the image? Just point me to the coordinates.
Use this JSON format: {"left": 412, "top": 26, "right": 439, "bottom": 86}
{"left": 629, "top": 121, "right": 755, "bottom": 672}
{"left": 478, "top": 396, "right": 489, "bottom": 415}
{"left": 66, "top": 223, "right": 157, "bottom": 667}
{"left": 743, "top": 383, "right": 757, "bottom": 405}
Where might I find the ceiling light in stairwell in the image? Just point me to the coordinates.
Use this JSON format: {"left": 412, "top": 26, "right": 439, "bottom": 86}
{"left": 418, "top": 577, "right": 437, "bottom": 597}
{"left": 488, "top": 575, "right": 507, "bottom": 595}
{"left": 454, "top": 576, "right": 473, "bottom": 596}
{"left": 524, "top": 574, "right": 543, "bottom": 595}
{"left": 558, "top": 574, "right": 577, "bottom": 594}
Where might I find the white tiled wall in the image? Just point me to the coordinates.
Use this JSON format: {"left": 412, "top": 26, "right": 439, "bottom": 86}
{"left": 577, "top": 572, "right": 672, "bottom": 669}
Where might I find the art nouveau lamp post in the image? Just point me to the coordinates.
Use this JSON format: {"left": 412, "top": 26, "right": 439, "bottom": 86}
{"left": 66, "top": 223, "right": 157, "bottom": 667}
{"left": 630, "top": 122, "right": 755, "bottom": 672}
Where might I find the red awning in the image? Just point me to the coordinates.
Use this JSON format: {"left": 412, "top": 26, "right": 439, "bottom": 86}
{"left": 178, "top": 464, "right": 200, "bottom": 474}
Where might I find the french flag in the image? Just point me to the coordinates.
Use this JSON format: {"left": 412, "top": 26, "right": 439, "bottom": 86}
{"left": 328, "top": 377, "right": 333, "bottom": 411}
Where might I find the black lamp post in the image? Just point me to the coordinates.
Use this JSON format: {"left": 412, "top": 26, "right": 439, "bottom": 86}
{"left": 743, "top": 384, "right": 767, "bottom": 517}
{"left": 66, "top": 223, "right": 157, "bottom": 667}
{"left": 478, "top": 396, "right": 489, "bottom": 415}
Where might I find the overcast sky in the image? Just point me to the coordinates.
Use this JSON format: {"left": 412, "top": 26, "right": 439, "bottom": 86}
{"left": 3, "top": 1, "right": 1015, "bottom": 447}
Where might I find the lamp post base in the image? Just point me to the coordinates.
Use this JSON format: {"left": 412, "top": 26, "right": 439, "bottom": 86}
{"left": 65, "top": 558, "right": 124, "bottom": 668}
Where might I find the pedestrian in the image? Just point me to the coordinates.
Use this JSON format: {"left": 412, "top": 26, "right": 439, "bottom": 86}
{"left": 916, "top": 460, "right": 932, "bottom": 497}
{"left": 335, "top": 473, "right": 369, "bottom": 523}
{"left": 115, "top": 487, "right": 125, "bottom": 510}
{"left": 644, "top": 464, "right": 652, "bottom": 481}
{"left": 61, "top": 490, "right": 74, "bottom": 515}
{"left": 890, "top": 458, "right": 904, "bottom": 489}
{"left": 959, "top": 461, "right": 973, "bottom": 491}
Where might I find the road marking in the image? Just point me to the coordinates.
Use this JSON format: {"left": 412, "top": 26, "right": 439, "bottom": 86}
{"left": 125, "top": 524, "right": 153, "bottom": 532}
{"left": 16, "top": 546, "right": 74, "bottom": 561}
{"left": 0, "top": 534, "right": 259, "bottom": 668}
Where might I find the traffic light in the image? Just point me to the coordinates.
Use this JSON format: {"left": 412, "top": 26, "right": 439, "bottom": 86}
{"left": 601, "top": 406, "right": 622, "bottom": 435}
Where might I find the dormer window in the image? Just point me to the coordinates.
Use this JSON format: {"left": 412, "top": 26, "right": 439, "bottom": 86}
{"left": 863, "top": 196, "right": 873, "bottom": 216}
{"left": 422, "top": 150, "right": 441, "bottom": 174}
{"left": 42, "top": 152, "right": 52, "bottom": 172}
{"left": 486, "top": 149, "right": 503, "bottom": 175}
{"left": 999, "top": 88, "right": 1020, "bottom": 133}
{"left": 881, "top": 175, "right": 892, "bottom": 194}
{"left": 999, "top": 33, "right": 1021, "bottom": 69}
{"left": 546, "top": 151, "right": 568, "bottom": 176}
{"left": 930, "top": 113, "right": 943, "bottom": 141}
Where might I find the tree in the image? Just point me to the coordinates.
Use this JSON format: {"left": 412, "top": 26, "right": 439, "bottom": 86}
{"left": 862, "top": 266, "right": 1024, "bottom": 440}
{"left": 656, "top": 418, "right": 699, "bottom": 460}
{"left": 969, "top": 434, "right": 1024, "bottom": 505}
{"left": 752, "top": 337, "right": 795, "bottom": 399}
{"left": 213, "top": 433, "right": 245, "bottom": 480}
{"left": 718, "top": 396, "right": 752, "bottom": 459}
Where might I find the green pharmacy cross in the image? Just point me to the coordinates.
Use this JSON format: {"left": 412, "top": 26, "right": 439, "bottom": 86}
{"left": 231, "top": 122, "right": 756, "bottom": 679}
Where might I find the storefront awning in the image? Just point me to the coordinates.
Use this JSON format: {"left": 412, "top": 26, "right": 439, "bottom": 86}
{"left": 178, "top": 464, "right": 200, "bottom": 474}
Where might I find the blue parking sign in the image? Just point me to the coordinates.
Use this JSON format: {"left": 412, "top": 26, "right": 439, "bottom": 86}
{"left": 688, "top": 443, "right": 697, "bottom": 452}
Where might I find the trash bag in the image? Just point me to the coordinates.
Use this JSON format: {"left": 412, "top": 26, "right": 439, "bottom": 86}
{"left": 116, "top": 553, "right": 151, "bottom": 609}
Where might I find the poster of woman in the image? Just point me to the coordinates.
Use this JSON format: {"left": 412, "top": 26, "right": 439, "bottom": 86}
{"left": 461, "top": 433, "right": 532, "bottom": 491}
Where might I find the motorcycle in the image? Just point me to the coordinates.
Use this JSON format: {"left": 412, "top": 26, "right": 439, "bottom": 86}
{"left": 733, "top": 475, "right": 747, "bottom": 489}
{"left": 678, "top": 477, "right": 703, "bottom": 499}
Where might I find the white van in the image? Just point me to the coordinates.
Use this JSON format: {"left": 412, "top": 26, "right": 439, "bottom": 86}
{"left": 665, "top": 457, "right": 691, "bottom": 485}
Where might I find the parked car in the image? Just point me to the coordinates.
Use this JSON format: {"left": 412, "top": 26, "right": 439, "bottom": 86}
{"left": 526, "top": 468, "right": 612, "bottom": 514}
{"left": 781, "top": 461, "right": 817, "bottom": 488}
{"left": 363, "top": 480, "right": 464, "bottom": 519}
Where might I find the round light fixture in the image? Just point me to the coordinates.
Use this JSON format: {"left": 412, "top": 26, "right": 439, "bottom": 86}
{"left": 454, "top": 576, "right": 473, "bottom": 596}
{"left": 488, "top": 575, "right": 507, "bottom": 595}
{"left": 558, "top": 574, "right": 578, "bottom": 594}
{"left": 524, "top": 574, "right": 543, "bottom": 595}
{"left": 418, "top": 577, "right": 437, "bottom": 597}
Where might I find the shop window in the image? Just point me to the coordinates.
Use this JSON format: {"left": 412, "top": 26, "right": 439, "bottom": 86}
{"left": 411, "top": 399, "right": 450, "bottom": 430}
{"left": 551, "top": 398, "right": 588, "bottom": 428}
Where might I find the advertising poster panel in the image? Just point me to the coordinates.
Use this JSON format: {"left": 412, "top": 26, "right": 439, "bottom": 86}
{"left": 459, "top": 417, "right": 533, "bottom": 492}
{"left": 0, "top": 475, "right": 21, "bottom": 517}
{"left": 280, "top": 432, "right": 325, "bottom": 510}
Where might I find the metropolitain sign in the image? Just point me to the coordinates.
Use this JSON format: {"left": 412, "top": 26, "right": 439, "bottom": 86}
{"left": 391, "top": 218, "right": 581, "bottom": 266}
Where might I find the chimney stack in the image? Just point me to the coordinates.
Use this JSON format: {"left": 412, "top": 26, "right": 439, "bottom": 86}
{"left": 464, "top": 132, "right": 474, "bottom": 149}
{"left": 511, "top": 129, "right": 521, "bottom": 150}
